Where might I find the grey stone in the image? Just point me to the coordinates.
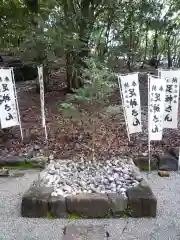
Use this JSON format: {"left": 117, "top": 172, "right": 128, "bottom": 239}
{"left": 114, "top": 167, "right": 122, "bottom": 172}
{"left": 49, "top": 196, "right": 67, "bottom": 218}
{"left": 103, "top": 178, "right": 109, "bottom": 185}
{"left": 65, "top": 179, "right": 72, "bottom": 186}
{"left": 113, "top": 173, "right": 119, "bottom": 180}
{"left": 95, "top": 176, "right": 101, "bottom": 183}
{"left": 133, "top": 155, "right": 158, "bottom": 171}
{"left": 63, "top": 185, "right": 72, "bottom": 192}
{"left": 126, "top": 181, "right": 157, "bottom": 218}
{"left": 66, "top": 193, "right": 110, "bottom": 218}
{"left": 0, "top": 169, "right": 9, "bottom": 177}
{"left": 62, "top": 225, "right": 107, "bottom": 240}
{"left": 135, "top": 175, "right": 143, "bottom": 182}
{"left": 34, "top": 144, "right": 40, "bottom": 150}
{"left": 123, "top": 174, "right": 130, "bottom": 180}
{"left": 0, "top": 156, "right": 25, "bottom": 165}
{"left": 21, "top": 185, "right": 53, "bottom": 217}
{"left": 159, "top": 154, "right": 178, "bottom": 171}
{"left": 108, "top": 193, "right": 127, "bottom": 217}
{"left": 110, "top": 183, "right": 116, "bottom": 189}
{"left": 169, "top": 147, "right": 179, "bottom": 159}
{"left": 108, "top": 176, "right": 114, "bottom": 182}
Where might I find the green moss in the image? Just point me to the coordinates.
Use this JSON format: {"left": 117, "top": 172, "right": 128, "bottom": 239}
{"left": 46, "top": 212, "right": 56, "bottom": 219}
{"left": 67, "top": 213, "right": 81, "bottom": 219}
{"left": 119, "top": 214, "right": 129, "bottom": 219}
{"left": 0, "top": 161, "right": 42, "bottom": 170}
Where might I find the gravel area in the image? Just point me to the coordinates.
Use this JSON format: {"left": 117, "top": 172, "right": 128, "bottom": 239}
{"left": 39, "top": 158, "right": 140, "bottom": 197}
{"left": 0, "top": 169, "right": 180, "bottom": 239}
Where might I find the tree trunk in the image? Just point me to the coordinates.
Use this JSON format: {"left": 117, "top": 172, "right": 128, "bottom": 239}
{"left": 167, "top": 38, "right": 172, "bottom": 68}
{"left": 65, "top": 50, "right": 84, "bottom": 92}
{"left": 150, "top": 29, "right": 158, "bottom": 67}
{"left": 141, "top": 23, "right": 149, "bottom": 68}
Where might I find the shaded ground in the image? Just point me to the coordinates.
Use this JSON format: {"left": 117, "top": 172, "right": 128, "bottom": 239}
{"left": 0, "top": 68, "right": 180, "bottom": 160}
{"left": 0, "top": 169, "right": 180, "bottom": 239}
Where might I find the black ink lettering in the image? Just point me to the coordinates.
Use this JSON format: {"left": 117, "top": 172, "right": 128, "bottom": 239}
{"left": 172, "top": 77, "right": 177, "bottom": 83}
{"left": 0, "top": 94, "right": 11, "bottom": 104}
{"left": 166, "top": 85, "right": 173, "bottom": 93}
{"left": 152, "top": 125, "right": 159, "bottom": 133}
{"left": 174, "top": 100, "right": 177, "bottom": 103}
{"left": 165, "top": 95, "right": 173, "bottom": 103}
{"left": 2, "top": 84, "right": 9, "bottom": 92}
{"left": 4, "top": 104, "right": 11, "bottom": 111}
{"left": 153, "top": 115, "right": 159, "bottom": 123}
{"left": 0, "top": 77, "right": 2, "bottom": 82}
{"left": 133, "top": 118, "right": 140, "bottom": 126}
{"left": 130, "top": 99, "right": 138, "bottom": 108}
{"left": 2, "top": 94, "right": 10, "bottom": 103}
{"left": 124, "top": 83, "right": 129, "bottom": 88}
{"left": 132, "top": 109, "right": 138, "bottom": 117}
{"left": 165, "top": 105, "right": 172, "bottom": 113}
{"left": 5, "top": 77, "right": 9, "bottom": 82}
{"left": 5, "top": 113, "right": 13, "bottom": 121}
{"left": 132, "top": 81, "right": 137, "bottom": 87}
{"left": 164, "top": 114, "right": 172, "bottom": 122}
{"left": 155, "top": 93, "right": 161, "bottom": 102}
{"left": 152, "top": 85, "right": 156, "bottom": 91}
{"left": 153, "top": 104, "right": 160, "bottom": 113}
{"left": 159, "top": 86, "right": 164, "bottom": 91}
{"left": 174, "top": 85, "right": 178, "bottom": 88}
{"left": 128, "top": 88, "right": 136, "bottom": 97}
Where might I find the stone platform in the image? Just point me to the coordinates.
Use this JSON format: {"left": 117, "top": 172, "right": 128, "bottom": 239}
{"left": 21, "top": 178, "right": 157, "bottom": 218}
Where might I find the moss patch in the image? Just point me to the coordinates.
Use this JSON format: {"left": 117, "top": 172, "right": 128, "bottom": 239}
{"left": 0, "top": 161, "right": 42, "bottom": 170}
{"left": 67, "top": 213, "right": 81, "bottom": 219}
{"left": 134, "top": 159, "right": 158, "bottom": 172}
{"left": 46, "top": 212, "right": 56, "bottom": 219}
{"left": 119, "top": 214, "right": 129, "bottom": 219}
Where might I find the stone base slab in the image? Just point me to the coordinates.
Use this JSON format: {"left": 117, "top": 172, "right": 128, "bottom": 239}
{"left": 21, "top": 178, "right": 157, "bottom": 218}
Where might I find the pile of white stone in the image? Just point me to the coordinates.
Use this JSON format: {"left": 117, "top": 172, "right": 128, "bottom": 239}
{"left": 39, "top": 157, "right": 142, "bottom": 197}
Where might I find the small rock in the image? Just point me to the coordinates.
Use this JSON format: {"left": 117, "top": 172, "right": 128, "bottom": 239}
{"left": 34, "top": 145, "right": 40, "bottom": 151}
{"left": 0, "top": 168, "right": 9, "bottom": 177}
{"left": 113, "top": 173, "right": 119, "bottom": 180}
{"left": 65, "top": 179, "right": 72, "bottom": 186}
{"left": 63, "top": 185, "right": 72, "bottom": 192}
{"left": 79, "top": 181, "right": 87, "bottom": 188}
{"left": 135, "top": 175, "right": 143, "bottom": 181}
{"left": 48, "top": 170, "right": 56, "bottom": 175}
{"left": 123, "top": 174, "right": 130, "bottom": 180}
{"left": 158, "top": 170, "right": 169, "bottom": 177}
{"left": 95, "top": 176, "right": 101, "bottom": 183}
{"left": 51, "top": 192, "right": 58, "bottom": 197}
{"left": 56, "top": 189, "right": 65, "bottom": 196}
{"left": 110, "top": 183, "right": 116, "bottom": 189}
{"left": 108, "top": 176, "right": 114, "bottom": 182}
{"left": 48, "top": 154, "right": 54, "bottom": 161}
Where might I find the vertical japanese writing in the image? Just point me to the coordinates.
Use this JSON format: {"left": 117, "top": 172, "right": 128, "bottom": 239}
{"left": 0, "top": 69, "right": 19, "bottom": 129}
{"left": 160, "top": 70, "right": 180, "bottom": 129}
{"left": 120, "top": 73, "right": 142, "bottom": 134}
{"left": 149, "top": 76, "right": 166, "bottom": 141}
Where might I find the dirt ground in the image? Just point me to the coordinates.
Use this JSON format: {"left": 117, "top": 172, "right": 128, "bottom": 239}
{"left": 0, "top": 67, "right": 180, "bottom": 161}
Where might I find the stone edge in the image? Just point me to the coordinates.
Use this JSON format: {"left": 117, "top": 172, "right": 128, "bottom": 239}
{"left": 21, "top": 178, "right": 157, "bottom": 219}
